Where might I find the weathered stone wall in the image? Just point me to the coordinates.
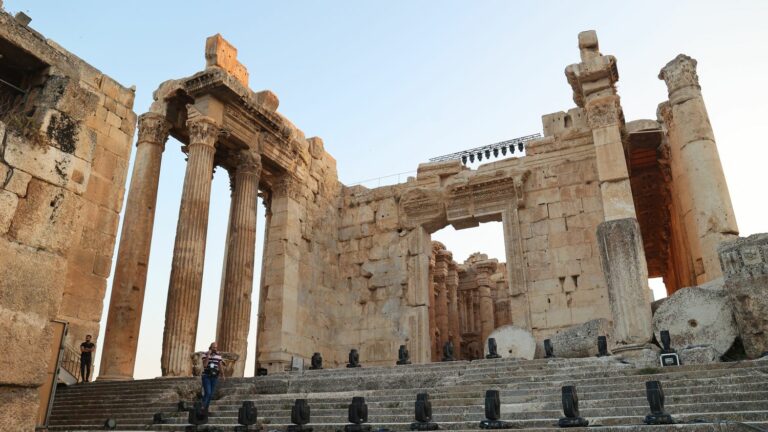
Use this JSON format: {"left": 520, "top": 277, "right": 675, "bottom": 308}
{"left": 0, "top": 11, "right": 135, "bottom": 430}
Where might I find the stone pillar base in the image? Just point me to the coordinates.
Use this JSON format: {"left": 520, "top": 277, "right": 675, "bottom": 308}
{"left": 95, "top": 374, "right": 134, "bottom": 382}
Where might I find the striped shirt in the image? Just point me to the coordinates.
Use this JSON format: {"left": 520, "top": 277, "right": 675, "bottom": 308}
{"left": 202, "top": 351, "right": 223, "bottom": 374}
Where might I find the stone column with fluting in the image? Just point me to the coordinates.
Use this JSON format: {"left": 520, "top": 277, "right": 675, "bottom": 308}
{"left": 475, "top": 259, "right": 498, "bottom": 345}
{"left": 161, "top": 114, "right": 219, "bottom": 377}
{"left": 434, "top": 249, "right": 451, "bottom": 353}
{"left": 428, "top": 250, "right": 438, "bottom": 362}
{"left": 99, "top": 113, "right": 171, "bottom": 381}
{"left": 216, "top": 149, "right": 261, "bottom": 377}
{"left": 659, "top": 54, "right": 738, "bottom": 283}
{"left": 446, "top": 260, "right": 461, "bottom": 360}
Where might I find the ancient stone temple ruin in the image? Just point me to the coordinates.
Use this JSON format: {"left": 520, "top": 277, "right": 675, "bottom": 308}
{"left": 2, "top": 6, "right": 768, "bottom": 431}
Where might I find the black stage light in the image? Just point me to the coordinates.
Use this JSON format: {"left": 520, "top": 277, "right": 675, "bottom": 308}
{"left": 347, "top": 349, "right": 361, "bottom": 368}
{"left": 479, "top": 390, "right": 512, "bottom": 429}
{"left": 486, "top": 338, "right": 501, "bottom": 359}
{"left": 557, "top": 385, "right": 588, "bottom": 427}
{"left": 597, "top": 336, "right": 609, "bottom": 357}
{"left": 345, "top": 396, "right": 371, "bottom": 432}
{"left": 644, "top": 381, "right": 674, "bottom": 425}
{"left": 310, "top": 352, "right": 323, "bottom": 370}
{"left": 544, "top": 339, "right": 554, "bottom": 358}
{"left": 410, "top": 393, "right": 438, "bottom": 430}
{"left": 103, "top": 418, "right": 117, "bottom": 430}
{"left": 397, "top": 344, "right": 411, "bottom": 365}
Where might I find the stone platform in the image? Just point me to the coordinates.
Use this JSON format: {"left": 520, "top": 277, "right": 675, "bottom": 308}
{"left": 47, "top": 357, "right": 768, "bottom": 431}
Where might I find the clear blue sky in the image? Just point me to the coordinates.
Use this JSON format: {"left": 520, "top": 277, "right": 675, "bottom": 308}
{"left": 7, "top": 1, "right": 767, "bottom": 378}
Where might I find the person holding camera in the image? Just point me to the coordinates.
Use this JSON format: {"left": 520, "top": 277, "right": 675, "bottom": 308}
{"left": 201, "top": 342, "right": 225, "bottom": 411}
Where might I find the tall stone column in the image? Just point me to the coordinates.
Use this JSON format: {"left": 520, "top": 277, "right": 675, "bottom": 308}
{"left": 99, "top": 113, "right": 171, "bottom": 381}
{"left": 659, "top": 55, "right": 738, "bottom": 283}
{"left": 161, "top": 115, "right": 219, "bottom": 377}
{"left": 434, "top": 250, "right": 450, "bottom": 352}
{"left": 216, "top": 150, "right": 261, "bottom": 377}
{"left": 446, "top": 261, "right": 461, "bottom": 360}
{"left": 475, "top": 260, "right": 497, "bottom": 344}
{"left": 597, "top": 218, "right": 653, "bottom": 347}
{"left": 428, "top": 250, "right": 438, "bottom": 361}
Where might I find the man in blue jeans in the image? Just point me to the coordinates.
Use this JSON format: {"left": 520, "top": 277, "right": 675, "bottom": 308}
{"left": 201, "top": 342, "right": 226, "bottom": 412}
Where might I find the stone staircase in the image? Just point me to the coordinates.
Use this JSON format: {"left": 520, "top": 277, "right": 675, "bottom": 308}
{"left": 47, "top": 357, "right": 768, "bottom": 431}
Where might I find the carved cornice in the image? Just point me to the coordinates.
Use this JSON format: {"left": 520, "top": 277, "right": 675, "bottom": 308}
{"left": 659, "top": 54, "right": 700, "bottom": 96}
{"left": 474, "top": 259, "right": 498, "bottom": 276}
{"left": 137, "top": 112, "right": 171, "bottom": 148}
{"left": 586, "top": 96, "right": 624, "bottom": 129}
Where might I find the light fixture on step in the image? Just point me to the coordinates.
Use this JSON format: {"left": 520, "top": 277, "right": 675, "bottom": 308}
{"left": 486, "top": 338, "right": 501, "bottom": 359}
{"left": 410, "top": 393, "right": 438, "bottom": 431}
{"left": 544, "top": 339, "right": 555, "bottom": 358}
{"left": 557, "top": 385, "right": 589, "bottom": 427}
{"left": 597, "top": 336, "right": 609, "bottom": 357}
{"left": 479, "top": 390, "right": 513, "bottom": 429}
{"left": 659, "top": 330, "right": 680, "bottom": 367}
{"left": 187, "top": 401, "right": 208, "bottom": 427}
{"left": 442, "top": 340, "right": 455, "bottom": 362}
{"left": 288, "top": 399, "right": 312, "bottom": 432}
{"left": 152, "top": 412, "right": 168, "bottom": 424}
{"left": 103, "top": 418, "right": 117, "bottom": 430}
{"left": 310, "top": 352, "right": 323, "bottom": 370}
{"left": 177, "top": 401, "right": 188, "bottom": 412}
{"left": 347, "top": 349, "right": 361, "bottom": 368}
{"left": 643, "top": 381, "right": 675, "bottom": 425}
{"left": 345, "top": 396, "right": 371, "bottom": 432}
{"left": 397, "top": 344, "right": 411, "bottom": 365}
{"left": 256, "top": 367, "right": 268, "bottom": 376}
{"left": 235, "top": 401, "right": 257, "bottom": 432}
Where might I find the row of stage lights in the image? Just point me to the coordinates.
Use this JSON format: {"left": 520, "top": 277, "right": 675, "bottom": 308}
{"left": 164, "top": 380, "right": 674, "bottom": 431}
{"left": 428, "top": 133, "right": 541, "bottom": 165}
{"left": 103, "top": 330, "right": 686, "bottom": 430}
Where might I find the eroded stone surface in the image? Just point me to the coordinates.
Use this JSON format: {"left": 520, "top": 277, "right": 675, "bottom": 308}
{"left": 652, "top": 277, "right": 737, "bottom": 355}
{"left": 484, "top": 325, "right": 536, "bottom": 360}
{"left": 549, "top": 318, "right": 612, "bottom": 358}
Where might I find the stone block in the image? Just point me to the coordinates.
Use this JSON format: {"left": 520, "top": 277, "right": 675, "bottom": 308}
{"left": 5, "top": 168, "right": 32, "bottom": 196}
{"left": 3, "top": 132, "right": 91, "bottom": 195}
{"left": 0, "top": 387, "right": 39, "bottom": 432}
{"left": 37, "top": 74, "right": 100, "bottom": 122}
{"left": 485, "top": 325, "right": 536, "bottom": 360}
{"left": 718, "top": 233, "right": 768, "bottom": 358}
{"left": 548, "top": 318, "right": 611, "bottom": 358}
{"left": 0, "top": 239, "right": 66, "bottom": 319}
{"left": 205, "top": 33, "right": 249, "bottom": 86}
{"left": 679, "top": 345, "right": 719, "bottom": 365}
{"left": 0, "top": 190, "right": 18, "bottom": 233}
{"left": 9, "top": 179, "right": 83, "bottom": 255}
{"left": 652, "top": 277, "right": 737, "bottom": 355}
{"left": 0, "top": 306, "right": 52, "bottom": 386}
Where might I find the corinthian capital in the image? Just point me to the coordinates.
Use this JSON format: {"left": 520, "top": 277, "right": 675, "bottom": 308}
{"left": 272, "top": 174, "right": 303, "bottom": 201}
{"left": 235, "top": 149, "right": 262, "bottom": 176}
{"left": 137, "top": 112, "right": 171, "bottom": 148}
{"left": 186, "top": 106, "right": 220, "bottom": 148}
{"left": 659, "top": 54, "right": 700, "bottom": 97}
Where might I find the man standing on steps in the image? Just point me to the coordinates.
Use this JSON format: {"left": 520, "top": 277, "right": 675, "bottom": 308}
{"left": 79, "top": 335, "right": 96, "bottom": 383}
{"left": 201, "top": 342, "right": 226, "bottom": 412}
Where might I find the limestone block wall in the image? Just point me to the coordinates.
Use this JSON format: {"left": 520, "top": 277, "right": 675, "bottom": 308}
{"left": 0, "top": 11, "right": 135, "bottom": 430}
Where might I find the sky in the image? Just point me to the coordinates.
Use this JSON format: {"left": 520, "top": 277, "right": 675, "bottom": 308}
{"left": 6, "top": 1, "right": 767, "bottom": 379}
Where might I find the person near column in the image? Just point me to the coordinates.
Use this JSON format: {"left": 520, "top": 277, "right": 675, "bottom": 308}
{"left": 79, "top": 335, "right": 95, "bottom": 383}
{"left": 201, "top": 342, "right": 226, "bottom": 412}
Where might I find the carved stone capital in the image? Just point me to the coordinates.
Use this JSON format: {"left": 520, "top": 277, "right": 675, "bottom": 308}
{"left": 656, "top": 101, "right": 674, "bottom": 129}
{"left": 137, "top": 112, "right": 171, "bottom": 148}
{"left": 474, "top": 259, "right": 498, "bottom": 277}
{"left": 659, "top": 54, "right": 700, "bottom": 97}
{"left": 272, "top": 175, "right": 303, "bottom": 201}
{"left": 186, "top": 115, "right": 220, "bottom": 148}
{"left": 586, "top": 96, "right": 623, "bottom": 129}
{"left": 433, "top": 273, "right": 447, "bottom": 284}
{"left": 235, "top": 149, "right": 262, "bottom": 176}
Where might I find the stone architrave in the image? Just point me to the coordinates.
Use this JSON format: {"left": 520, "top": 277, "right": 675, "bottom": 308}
{"left": 161, "top": 114, "right": 220, "bottom": 377}
{"left": 596, "top": 218, "right": 653, "bottom": 349}
{"left": 99, "top": 113, "right": 170, "bottom": 381}
{"left": 216, "top": 149, "right": 262, "bottom": 377}
{"left": 718, "top": 234, "right": 768, "bottom": 358}
{"left": 659, "top": 55, "right": 738, "bottom": 283}
{"left": 652, "top": 277, "right": 737, "bottom": 356}
{"left": 484, "top": 325, "right": 536, "bottom": 360}
{"left": 475, "top": 259, "right": 498, "bottom": 344}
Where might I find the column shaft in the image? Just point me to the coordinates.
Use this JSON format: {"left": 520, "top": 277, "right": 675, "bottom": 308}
{"left": 446, "top": 264, "right": 461, "bottom": 360}
{"left": 217, "top": 152, "right": 261, "bottom": 377}
{"left": 99, "top": 113, "right": 170, "bottom": 381}
{"left": 161, "top": 116, "right": 219, "bottom": 377}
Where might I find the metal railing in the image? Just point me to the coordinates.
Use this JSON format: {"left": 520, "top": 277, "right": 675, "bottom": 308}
{"left": 59, "top": 343, "right": 82, "bottom": 381}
